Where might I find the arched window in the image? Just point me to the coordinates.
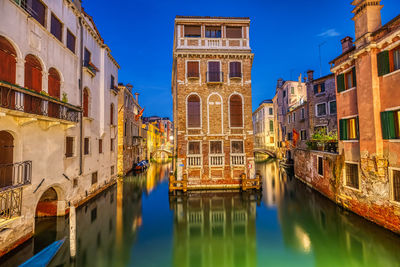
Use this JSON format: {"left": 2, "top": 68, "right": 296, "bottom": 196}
{"left": 83, "top": 88, "right": 89, "bottom": 117}
{"left": 48, "top": 68, "right": 61, "bottom": 118}
{"left": 110, "top": 103, "right": 114, "bottom": 125}
{"left": 0, "top": 36, "right": 17, "bottom": 84}
{"left": 187, "top": 94, "right": 201, "bottom": 128}
{"left": 24, "top": 54, "right": 42, "bottom": 92}
{"left": 230, "top": 94, "right": 243, "bottom": 127}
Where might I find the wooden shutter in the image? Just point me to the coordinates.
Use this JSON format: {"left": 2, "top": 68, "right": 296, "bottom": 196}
{"left": 66, "top": 137, "right": 73, "bottom": 157}
{"left": 377, "top": 51, "right": 390, "bottom": 76}
{"left": 84, "top": 138, "right": 89, "bottom": 155}
{"left": 67, "top": 30, "right": 75, "bottom": 53}
{"left": 226, "top": 27, "right": 242, "bottom": 38}
{"left": 337, "top": 74, "right": 345, "bottom": 93}
{"left": 208, "top": 61, "right": 220, "bottom": 72}
{"left": 352, "top": 67, "right": 357, "bottom": 87}
{"left": 187, "top": 95, "right": 201, "bottom": 128}
{"left": 83, "top": 89, "right": 89, "bottom": 117}
{"left": 48, "top": 68, "right": 60, "bottom": 98}
{"left": 0, "top": 37, "right": 17, "bottom": 84}
{"left": 230, "top": 62, "right": 241, "bottom": 77}
{"left": 381, "top": 111, "right": 396, "bottom": 139}
{"left": 313, "top": 85, "right": 318, "bottom": 94}
{"left": 187, "top": 61, "right": 199, "bottom": 77}
{"left": 339, "top": 119, "right": 348, "bottom": 140}
{"left": 184, "top": 26, "right": 201, "bottom": 37}
{"left": 355, "top": 116, "right": 360, "bottom": 139}
{"left": 230, "top": 95, "right": 243, "bottom": 127}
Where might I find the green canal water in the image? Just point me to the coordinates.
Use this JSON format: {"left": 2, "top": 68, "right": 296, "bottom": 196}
{"left": 2, "top": 161, "right": 400, "bottom": 267}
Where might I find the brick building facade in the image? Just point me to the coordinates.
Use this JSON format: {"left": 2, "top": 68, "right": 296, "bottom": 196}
{"left": 171, "top": 16, "right": 255, "bottom": 189}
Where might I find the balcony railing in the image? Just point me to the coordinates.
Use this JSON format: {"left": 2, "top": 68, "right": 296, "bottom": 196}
{"left": 229, "top": 72, "right": 242, "bottom": 79}
{"left": 231, "top": 154, "right": 245, "bottom": 166}
{"left": 83, "top": 61, "right": 99, "bottom": 77}
{"left": 0, "top": 81, "right": 80, "bottom": 123}
{"left": 177, "top": 37, "right": 250, "bottom": 50}
{"left": 187, "top": 155, "right": 202, "bottom": 167}
{"left": 207, "top": 72, "right": 223, "bottom": 83}
{"left": 0, "top": 187, "right": 23, "bottom": 220}
{"left": 187, "top": 72, "right": 200, "bottom": 79}
{"left": 0, "top": 161, "right": 32, "bottom": 191}
{"left": 306, "top": 140, "right": 338, "bottom": 154}
{"left": 209, "top": 155, "right": 224, "bottom": 166}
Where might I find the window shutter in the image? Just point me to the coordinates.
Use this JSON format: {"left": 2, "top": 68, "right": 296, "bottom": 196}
{"left": 339, "top": 119, "right": 348, "bottom": 140}
{"left": 352, "top": 67, "right": 357, "bottom": 87}
{"left": 230, "top": 95, "right": 243, "bottom": 127}
{"left": 377, "top": 51, "right": 390, "bottom": 76}
{"left": 226, "top": 27, "right": 242, "bottom": 38}
{"left": 337, "top": 74, "right": 345, "bottom": 93}
{"left": 355, "top": 116, "right": 360, "bottom": 139}
{"left": 313, "top": 85, "right": 318, "bottom": 94}
{"left": 381, "top": 111, "right": 396, "bottom": 139}
{"left": 321, "top": 82, "right": 325, "bottom": 92}
{"left": 187, "top": 95, "right": 201, "bottom": 128}
{"left": 187, "top": 62, "right": 199, "bottom": 76}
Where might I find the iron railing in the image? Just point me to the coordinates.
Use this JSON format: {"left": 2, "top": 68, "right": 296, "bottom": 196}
{"left": 206, "top": 72, "right": 224, "bottom": 83}
{"left": 0, "top": 161, "right": 32, "bottom": 190}
{"left": 0, "top": 186, "right": 23, "bottom": 220}
{"left": 307, "top": 140, "right": 338, "bottom": 154}
{"left": 0, "top": 81, "right": 80, "bottom": 122}
{"left": 229, "top": 72, "right": 242, "bottom": 79}
{"left": 187, "top": 72, "right": 200, "bottom": 79}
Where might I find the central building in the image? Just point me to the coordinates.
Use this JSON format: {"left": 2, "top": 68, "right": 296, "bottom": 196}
{"left": 172, "top": 16, "right": 255, "bottom": 189}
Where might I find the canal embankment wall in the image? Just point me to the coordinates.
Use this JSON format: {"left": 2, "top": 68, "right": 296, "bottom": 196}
{"left": 294, "top": 148, "right": 400, "bottom": 235}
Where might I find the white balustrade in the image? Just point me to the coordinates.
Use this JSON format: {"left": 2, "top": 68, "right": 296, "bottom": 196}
{"left": 209, "top": 155, "right": 224, "bottom": 166}
{"left": 231, "top": 154, "right": 245, "bottom": 166}
{"left": 187, "top": 155, "right": 202, "bottom": 167}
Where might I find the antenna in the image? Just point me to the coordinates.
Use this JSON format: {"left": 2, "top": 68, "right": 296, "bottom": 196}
{"left": 318, "top": 41, "right": 327, "bottom": 78}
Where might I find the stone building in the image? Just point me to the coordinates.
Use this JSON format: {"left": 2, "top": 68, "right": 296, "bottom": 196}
{"left": 306, "top": 71, "right": 337, "bottom": 136}
{"left": 117, "top": 84, "right": 144, "bottom": 175}
{"left": 171, "top": 16, "right": 255, "bottom": 189}
{"left": 252, "top": 100, "right": 275, "bottom": 150}
{"left": 274, "top": 77, "right": 307, "bottom": 159}
{"left": 0, "top": 0, "right": 119, "bottom": 255}
{"left": 143, "top": 116, "right": 173, "bottom": 162}
{"left": 294, "top": 0, "right": 400, "bottom": 234}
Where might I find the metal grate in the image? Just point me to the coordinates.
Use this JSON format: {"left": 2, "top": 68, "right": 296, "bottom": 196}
{"left": 346, "top": 163, "right": 359, "bottom": 189}
{"left": 393, "top": 170, "right": 400, "bottom": 202}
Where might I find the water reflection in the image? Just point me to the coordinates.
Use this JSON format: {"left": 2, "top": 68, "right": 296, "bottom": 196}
{"left": 169, "top": 191, "right": 261, "bottom": 267}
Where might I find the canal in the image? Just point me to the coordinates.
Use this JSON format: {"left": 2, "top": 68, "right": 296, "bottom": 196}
{"left": 2, "top": 161, "right": 400, "bottom": 267}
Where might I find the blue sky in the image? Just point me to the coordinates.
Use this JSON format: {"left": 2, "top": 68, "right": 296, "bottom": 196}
{"left": 84, "top": 0, "right": 400, "bottom": 119}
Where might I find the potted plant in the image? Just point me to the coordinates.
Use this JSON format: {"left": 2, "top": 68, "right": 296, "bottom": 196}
{"left": 62, "top": 92, "right": 68, "bottom": 103}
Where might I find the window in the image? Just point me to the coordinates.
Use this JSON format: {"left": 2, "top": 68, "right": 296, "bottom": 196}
{"left": 205, "top": 26, "right": 221, "bottom": 38}
{"left": 187, "top": 95, "right": 201, "bottom": 128}
{"left": 66, "top": 137, "right": 74, "bottom": 157}
{"left": 377, "top": 46, "right": 400, "bottom": 76}
{"left": 270, "top": 136, "right": 274, "bottom": 143}
{"left": 110, "top": 138, "right": 115, "bottom": 151}
{"left": 231, "top": 141, "right": 244, "bottom": 154}
{"left": 301, "top": 108, "right": 305, "bottom": 119}
{"left": 291, "top": 87, "right": 294, "bottom": 94}
{"left": 226, "top": 26, "right": 242, "bottom": 38}
{"left": 269, "top": 108, "right": 273, "bottom": 115}
{"left": 28, "top": 0, "right": 46, "bottom": 26}
{"left": 84, "top": 138, "right": 90, "bottom": 155}
{"left": 184, "top": 25, "right": 201, "bottom": 37}
{"left": 317, "top": 156, "right": 323, "bottom": 176}
{"left": 301, "top": 130, "right": 307, "bottom": 140}
{"left": 283, "top": 90, "right": 286, "bottom": 98}
{"left": 91, "top": 172, "right": 98, "bottom": 185}
{"left": 288, "top": 115, "right": 291, "bottom": 124}
{"left": 124, "top": 121, "right": 127, "bottom": 137}
{"left": 392, "top": 170, "right": 400, "bottom": 202}
{"left": 187, "top": 61, "right": 199, "bottom": 78}
{"left": 207, "top": 61, "right": 221, "bottom": 82}
{"left": 110, "top": 103, "right": 114, "bottom": 125}
{"left": 293, "top": 113, "right": 296, "bottom": 122}
{"left": 110, "top": 75, "right": 115, "bottom": 89}
{"left": 316, "top": 103, "right": 327, "bottom": 117}
{"left": 111, "top": 166, "right": 115, "bottom": 175}
{"left": 339, "top": 117, "right": 359, "bottom": 140}
{"left": 83, "top": 88, "right": 89, "bottom": 117}
{"left": 0, "top": 36, "right": 17, "bottom": 84}
{"left": 269, "top": 120, "right": 274, "bottom": 132}
{"left": 345, "top": 163, "right": 359, "bottom": 189}
{"left": 84, "top": 48, "right": 91, "bottom": 66}
{"left": 337, "top": 67, "right": 356, "bottom": 92}
{"left": 210, "top": 141, "right": 222, "bottom": 154}
{"left": 229, "top": 95, "right": 243, "bottom": 127}
{"left": 287, "top": 132, "right": 293, "bottom": 141}
{"left": 188, "top": 141, "right": 200, "bottom": 155}
{"left": 329, "top": 101, "right": 337, "bottom": 114}
{"left": 381, "top": 110, "right": 400, "bottom": 139}
{"left": 24, "top": 54, "right": 42, "bottom": 92}
{"left": 229, "top": 62, "right": 241, "bottom": 78}
{"left": 50, "top": 13, "right": 62, "bottom": 41}
{"left": 66, "top": 29, "right": 75, "bottom": 53}
{"left": 99, "top": 139, "right": 103, "bottom": 154}
{"left": 313, "top": 83, "right": 325, "bottom": 94}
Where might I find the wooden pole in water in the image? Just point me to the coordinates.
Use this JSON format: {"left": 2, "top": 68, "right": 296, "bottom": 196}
{"left": 69, "top": 205, "right": 76, "bottom": 258}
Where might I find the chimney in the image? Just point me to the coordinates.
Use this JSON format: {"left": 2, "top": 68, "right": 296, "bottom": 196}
{"left": 341, "top": 36, "right": 353, "bottom": 53}
{"left": 134, "top": 93, "right": 139, "bottom": 103}
{"left": 277, "top": 78, "right": 284, "bottom": 88}
{"left": 307, "top": 70, "right": 314, "bottom": 82}
{"left": 352, "top": 0, "right": 383, "bottom": 40}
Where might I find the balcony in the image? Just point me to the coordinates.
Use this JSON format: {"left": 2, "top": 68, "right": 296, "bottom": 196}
{"left": 187, "top": 155, "right": 202, "bottom": 167}
{"left": 0, "top": 81, "right": 80, "bottom": 124}
{"left": 209, "top": 155, "right": 224, "bottom": 166}
{"left": 231, "top": 154, "right": 245, "bottom": 166}
{"left": 83, "top": 61, "right": 99, "bottom": 77}
{"left": 207, "top": 72, "right": 224, "bottom": 83}
{"left": 306, "top": 140, "right": 338, "bottom": 154}
{"left": 177, "top": 37, "right": 250, "bottom": 50}
{"left": 229, "top": 72, "right": 242, "bottom": 79}
{"left": 0, "top": 161, "right": 32, "bottom": 221}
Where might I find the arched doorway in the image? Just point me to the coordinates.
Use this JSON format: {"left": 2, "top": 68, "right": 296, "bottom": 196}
{"left": 48, "top": 68, "right": 61, "bottom": 118}
{"left": 36, "top": 187, "right": 58, "bottom": 217}
{"left": 0, "top": 131, "right": 14, "bottom": 188}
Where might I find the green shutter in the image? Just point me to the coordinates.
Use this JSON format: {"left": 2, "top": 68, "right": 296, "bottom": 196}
{"left": 337, "top": 74, "right": 345, "bottom": 93}
{"left": 377, "top": 51, "right": 390, "bottom": 76}
{"left": 321, "top": 82, "right": 325, "bottom": 92}
{"left": 381, "top": 111, "right": 396, "bottom": 139}
{"left": 339, "top": 119, "right": 348, "bottom": 140}
{"left": 355, "top": 116, "right": 360, "bottom": 140}
{"left": 352, "top": 67, "right": 357, "bottom": 87}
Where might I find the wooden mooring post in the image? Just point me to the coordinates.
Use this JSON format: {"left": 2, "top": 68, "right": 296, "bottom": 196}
{"left": 241, "top": 173, "right": 262, "bottom": 191}
{"left": 169, "top": 172, "right": 187, "bottom": 193}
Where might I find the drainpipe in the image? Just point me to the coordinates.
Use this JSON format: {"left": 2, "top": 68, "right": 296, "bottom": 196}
{"left": 79, "top": 17, "right": 84, "bottom": 175}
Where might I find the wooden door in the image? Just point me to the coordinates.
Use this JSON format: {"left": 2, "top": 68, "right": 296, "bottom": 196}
{"left": 0, "top": 131, "right": 14, "bottom": 188}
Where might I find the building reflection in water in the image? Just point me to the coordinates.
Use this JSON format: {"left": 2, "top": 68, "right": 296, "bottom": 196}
{"left": 169, "top": 191, "right": 261, "bottom": 267}
{"left": 257, "top": 161, "right": 400, "bottom": 267}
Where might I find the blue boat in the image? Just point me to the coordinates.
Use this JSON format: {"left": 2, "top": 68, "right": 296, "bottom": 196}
{"left": 19, "top": 237, "right": 66, "bottom": 267}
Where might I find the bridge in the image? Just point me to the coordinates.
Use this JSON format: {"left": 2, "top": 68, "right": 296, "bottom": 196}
{"left": 151, "top": 145, "right": 173, "bottom": 162}
{"left": 254, "top": 147, "right": 276, "bottom": 158}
